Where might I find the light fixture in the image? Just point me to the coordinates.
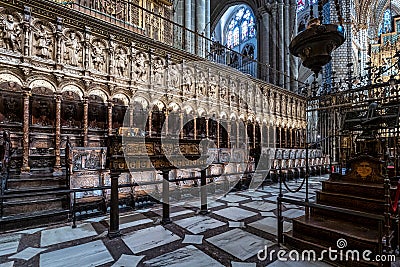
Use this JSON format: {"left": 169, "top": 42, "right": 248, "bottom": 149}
{"left": 289, "top": 0, "right": 345, "bottom": 75}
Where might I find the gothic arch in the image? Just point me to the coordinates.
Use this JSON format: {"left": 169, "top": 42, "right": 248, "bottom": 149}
{"left": 61, "top": 84, "right": 84, "bottom": 100}
{"left": 0, "top": 72, "right": 23, "bottom": 86}
{"left": 28, "top": 78, "right": 56, "bottom": 92}
{"left": 210, "top": 0, "right": 259, "bottom": 34}
{"left": 88, "top": 89, "right": 109, "bottom": 103}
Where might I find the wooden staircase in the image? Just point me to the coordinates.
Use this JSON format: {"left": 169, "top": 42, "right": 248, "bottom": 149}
{"left": 284, "top": 154, "right": 396, "bottom": 267}
{"left": 0, "top": 173, "right": 70, "bottom": 231}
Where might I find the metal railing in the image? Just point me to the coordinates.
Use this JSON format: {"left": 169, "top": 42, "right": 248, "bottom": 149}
{"left": 52, "top": 0, "right": 285, "bottom": 85}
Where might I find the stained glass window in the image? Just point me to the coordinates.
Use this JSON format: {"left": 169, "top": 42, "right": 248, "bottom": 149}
{"left": 225, "top": 7, "right": 256, "bottom": 48}
{"left": 297, "top": 0, "right": 305, "bottom": 12}
{"left": 379, "top": 9, "right": 392, "bottom": 35}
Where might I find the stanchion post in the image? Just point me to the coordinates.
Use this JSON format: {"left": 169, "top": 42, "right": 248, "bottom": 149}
{"left": 162, "top": 170, "right": 171, "bottom": 224}
{"left": 108, "top": 171, "right": 121, "bottom": 238}
{"left": 200, "top": 168, "right": 208, "bottom": 214}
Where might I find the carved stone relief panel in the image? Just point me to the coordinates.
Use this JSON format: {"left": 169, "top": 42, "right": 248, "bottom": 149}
{"left": 0, "top": 12, "right": 22, "bottom": 53}
{"left": 63, "top": 30, "right": 83, "bottom": 67}
{"left": 32, "top": 20, "right": 54, "bottom": 60}
{"left": 132, "top": 51, "right": 148, "bottom": 83}
{"left": 152, "top": 56, "right": 165, "bottom": 85}
{"left": 220, "top": 77, "right": 228, "bottom": 100}
{"left": 182, "top": 66, "right": 194, "bottom": 96}
{"left": 209, "top": 74, "right": 218, "bottom": 99}
{"left": 115, "top": 46, "right": 128, "bottom": 77}
{"left": 197, "top": 69, "right": 207, "bottom": 96}
{"left": 168, "top": 62, "right": 180, "bottom": 89}
{"left": 91, "top": 39, "right": 107, "bottom": 72}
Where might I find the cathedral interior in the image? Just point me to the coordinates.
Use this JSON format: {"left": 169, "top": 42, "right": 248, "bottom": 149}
{"left": 0, "top": 0, "right": 399, "bottom": 266}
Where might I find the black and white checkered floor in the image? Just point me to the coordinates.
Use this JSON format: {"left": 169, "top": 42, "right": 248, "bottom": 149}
{"left": 2, "top": 174, "right": 391, "bottom": 267}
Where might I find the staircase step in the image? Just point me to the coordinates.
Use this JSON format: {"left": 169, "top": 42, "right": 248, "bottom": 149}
{"left": 0, "top": 209, "right": 69, "bottom": 232}
{"left": 2, "top": 196, "right": 68, "bottom": 216}
{"left": 322, "top": 180, "right": 385, "bottom": 199}
{"left": 291, "top": 215, "right": 380, "bottom": 254}
{"left": 316, "top": 191, "right": 385, "bottom": 214}
{"left": 5, "top": 186, "right": 68, "bottom": 195}
{"left": 310, "top": 206, "right": 381, "bottom": 227}
{"left": 6, "top": 174, "right": 67, "bottom": 190}
{"left": 284, "top": 233, "right": 380, "bottom": 267}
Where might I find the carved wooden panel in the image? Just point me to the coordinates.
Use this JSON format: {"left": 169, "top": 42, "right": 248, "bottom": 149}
{"left": 88, "top": 95, "right": 107, "bottom": 130}
{"left": 71, "top": 147, "right": 106, "bottom": 171}
{"left": 0, "top": 92, "right": 23, "bottom": 124}
{"left": 62, "top": 91, "right": 83, "bottom": 128}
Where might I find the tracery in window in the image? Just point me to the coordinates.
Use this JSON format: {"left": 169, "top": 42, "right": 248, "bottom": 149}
{"left": 225, "top": 7, "right": 256, "bottom": 48}
{"left": 379, "top": 9, "right": 392, "bottom": 35}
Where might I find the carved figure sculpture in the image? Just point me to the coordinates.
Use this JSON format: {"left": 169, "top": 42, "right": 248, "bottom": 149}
{"left": 34, "top": 24, "right": 52, "bottom": 58}
{"left": 2, "top": 15, "right": 21, "bottom": 52}
{"left": 92, "top": 43, "right": 105, "bottom": 71}
{"left": 115, "top": 48, "right": 126, "bottom": 76}
{"left": 64, "top": 32, "right": 81, "bottom": 66}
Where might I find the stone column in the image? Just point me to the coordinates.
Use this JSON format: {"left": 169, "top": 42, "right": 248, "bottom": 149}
{"left": 53, "top": 93, "right": 63, "bottom": 176}
{"left": 148, "top": 112, "right": 152, "bottom": 137}
{"left": 227, "top": 121, "right": 231, "bottom": 148}
{"left": 284, "top": 0, "right": 290, "bottom": 90}
{"left": 196, "top": 0, "right": 206, "bottom": 57}
{"left": 193, "top": 116, "right": 197, "bottom": 140}
{"left": 259, "top": 6, "right": 270, "bottom": 82}
{"left": 129, "top": 104, "right": 134, "bottom": 128}
{"left": 289, "top": 0, "right": 299, "bottom": 92}
{"left": 185, "top": 0, "right": 193, "bottom": 52}
{"left": 216, "top": 119, "right": 220, "bottom": 148}
{"left": 278, "top": 0, "right": 285, "bottom": 87}
{"left": 83, "top": 97, "right": 89, "bottom": 146}
{"left": 21, "top": 88, "right": 31, "bottom": 174}
{"left": 180, "top": 112, "right": 184, "bottom": 138}
{"left": 23, "top": 6, "right": 31, "bottom": 57}
{"left": 164, "top": 110, "right": 169, "bottom": 136}
{"left": 206, "top": 119, "right": 209, "bottom": 138}
{"left": 271, "top": 3, "right": 277, "bottom": 84}
{"left": 236, "top": 121, "right": 240, "bottom": 148}
{"left": 108, "top": 100, "right": 113, "bottom": 136}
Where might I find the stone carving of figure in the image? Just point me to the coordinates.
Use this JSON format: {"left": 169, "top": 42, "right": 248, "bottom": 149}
{"left": 182, "top": 69, "right": 193, "bottom": 93}
{"left": 115, "top": 48, "right": 126, "bottom": 76}
{"left": 168, "top": 64, "right": 179, "bottom": 88}
{"left": 152, "top": 57, "right": 164, "bottom": 84}
{"left": 92, "top": 43, "right": 105, "bottom": 71}
{"left": 2, "top": 15, "right": 21, "bottom": 52}
{"left": 64, "top": 32, "right": 81, "bottom": 66}
{"left": 34, "top": 24, "right": 52, "bottom": 59}
{"left": 133, "top": 52, "right": 147, "bottom": 82}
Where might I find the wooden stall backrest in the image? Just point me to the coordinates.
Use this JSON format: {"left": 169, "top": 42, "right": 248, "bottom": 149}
{"left": 69, "top": 147, "right": 107, "bottom": 199}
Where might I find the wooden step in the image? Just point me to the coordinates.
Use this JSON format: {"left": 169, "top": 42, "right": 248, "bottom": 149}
{"left": 316, "top": 191, "right": 385, "bottom": 215}
{"left": 0, "top": 209, "right": 69, "bottom": 232}
{"left": 310, "top": 206, "right": 381, "bottom": 227}
{"left": 2, "top": 196, "right": 68, "bottom": 216}
{"left": 7, "top": 176, "right": 67, "bottom": 189}
{"left": 322, "top": 180, "right": 385, "bottom": 200}
{"left": 284, "top": 233, "right": 380, "bottom": 267}
{"left": 291, "top": 215, "right": 380, "bottom": 254}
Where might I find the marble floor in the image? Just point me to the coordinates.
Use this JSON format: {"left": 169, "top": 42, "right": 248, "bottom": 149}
{"left": 0, "top": 174, "right": 351, "bottom": 267}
